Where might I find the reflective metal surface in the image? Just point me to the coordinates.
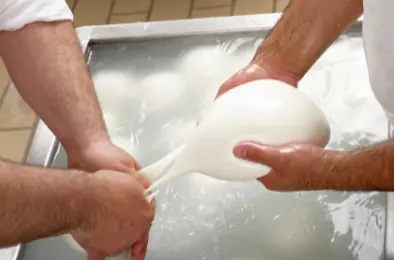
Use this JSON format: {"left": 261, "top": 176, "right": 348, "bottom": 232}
{"left": 12, "top": 14, "right": 391, "bottom": 260}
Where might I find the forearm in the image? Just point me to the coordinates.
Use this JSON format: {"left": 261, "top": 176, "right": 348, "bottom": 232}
{"left": 0, "top": 160, "right": 95, "bottom": 246}
{"left": 0, "top": 21, "right": 109, "bottom": 153}
{"left": 312, "top": 141, "right": 394, "bottom": 191}
{"left": 254, "top": 0, "right": 363, "bottom": 80}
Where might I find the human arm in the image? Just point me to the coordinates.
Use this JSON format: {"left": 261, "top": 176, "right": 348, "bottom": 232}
{"left": 233, "top": 140, "right": 394, "bottom": 191}
{"left": 0, "top": 6, "right": 139, "bottom": 171}
{"left": 0, "top": 159, "right": 154, "bottom": 259}
{"left": 0, "top": 21, "right": 109, "bottom": 159}
{"left": 220, "top": 0, "right": 371, "bottom": 191}
{"left": 0, "top": 160, "right": 92, "bottom": 246}
{"left": 217, "top": 0, "right": 363, "bottom": 95}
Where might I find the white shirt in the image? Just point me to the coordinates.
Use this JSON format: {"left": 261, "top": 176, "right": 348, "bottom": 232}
{"left": 362, "top": 0, "right": 394, "bottom": 124}
{"left": 0, "top": 0, "right": 73, "bottom": 31}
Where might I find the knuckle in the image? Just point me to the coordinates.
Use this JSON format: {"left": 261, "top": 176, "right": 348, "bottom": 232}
{"left": 245, "top": 147, "right": 262, "bottom": 162}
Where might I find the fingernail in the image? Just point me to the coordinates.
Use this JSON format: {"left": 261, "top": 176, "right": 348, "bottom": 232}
{"left": 233, "top": 144, "right": 248, "bottom": 158}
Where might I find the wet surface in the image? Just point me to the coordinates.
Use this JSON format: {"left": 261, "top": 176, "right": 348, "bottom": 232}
{"left": 21, "top": 31, "right": 387, "bottom": 260}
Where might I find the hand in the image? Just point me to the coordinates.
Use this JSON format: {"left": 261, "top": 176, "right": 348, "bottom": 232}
{"left": 233, "top": 142, "right": 345, "bottom": 191}
{"left": 216, "top": 62, "right": 299, "bottom": 98}
{"left": 67, "top": 138, "right": 141, "bottom": 173}
{"left": 71, "top": 169, "right": 154, "bottom": 260}
{"left": 67, "top": 138, "right": 154, "bottom": 259}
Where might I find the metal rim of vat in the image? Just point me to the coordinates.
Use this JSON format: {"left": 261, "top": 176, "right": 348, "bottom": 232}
{"left": 8, "top": 13, "right": 393, "bottom": 260}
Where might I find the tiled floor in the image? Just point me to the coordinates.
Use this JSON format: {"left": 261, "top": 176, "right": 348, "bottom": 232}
{"left": 0, "top": 0, "right": 286, "bottom": 163}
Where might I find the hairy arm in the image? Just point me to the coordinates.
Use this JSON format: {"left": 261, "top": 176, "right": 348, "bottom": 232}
{"left": 0, "top": 161, "right": 96, "bottom": 246}
{"left": 259, "top": 0, "right": 385, "bottom": 191}
{"left": 253, "top": 0, "right": 363, "bottom": 81}
{"left": 315, "top": 141, "right": 394, "bottom": 191}
{"left": 0, "top": 21, "right": 109, "bottom": 154}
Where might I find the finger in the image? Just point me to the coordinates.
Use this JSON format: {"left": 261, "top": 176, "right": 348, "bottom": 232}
{"left": 133, "top": 172, "right": 152, "bottom": 189}
{"left": 132, "top": 234, "right": 149, "bottom": 260}
{"left": 216, "top": 72, "right": 249, "bottom": 97}
{"left": 123, "top": 157, "right": 141, "bottom": 170}
{"left": 132, "top": 234, "right": 148, "bottom": 257}
{"left": 133, "top": 159, "right": 142, "bottom": 171}
{"left": 216, "top": 64, "right": 269, "bottom": 98}
{"left": 122, "top": 159, "right": 141, "bottom": 171}
{"left": 150, "top": 196, "right": 156, "bottom": 209}
{"left": 133, "top": 242, "right": 148, "bottom": 260}
{"left": 233, "top": 142, "right": 293, "bottom": 168}
{"left": 87, "top": 250, "right": 106, "bottom": 260}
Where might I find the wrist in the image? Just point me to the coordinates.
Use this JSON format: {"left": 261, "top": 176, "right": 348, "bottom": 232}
{"left": 250, "top": 54, "right": 301, "bottom": 87}
{"left": 68, "top": 172, "right": 102, "bottom": 233}
{"left": 308, "top": 150, "right": 351, "bottom": 190}
{"left": 62, "top": 133, "right": 111, "bottom": 159}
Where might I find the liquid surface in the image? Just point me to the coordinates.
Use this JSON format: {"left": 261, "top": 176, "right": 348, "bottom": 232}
{"left": 21, "top": 31, "right": 387, "bottom": 260}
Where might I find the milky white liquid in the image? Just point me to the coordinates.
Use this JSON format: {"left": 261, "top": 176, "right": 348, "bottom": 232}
{"left": 92, "top": 70, "right": 136, "bottom": 113}
{"left": 178, "top": 46, "right": 236, "bottom": 97}
{"left": 138, "top": 72, "right": 185, "bottom": 115}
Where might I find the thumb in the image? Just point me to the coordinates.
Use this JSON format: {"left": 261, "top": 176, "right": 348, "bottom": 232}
{"left": 233, "top": 142, "right": 295, "bottom": 168}
{"left": 216, "top": 64, "right": 264, "bottom": 98}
